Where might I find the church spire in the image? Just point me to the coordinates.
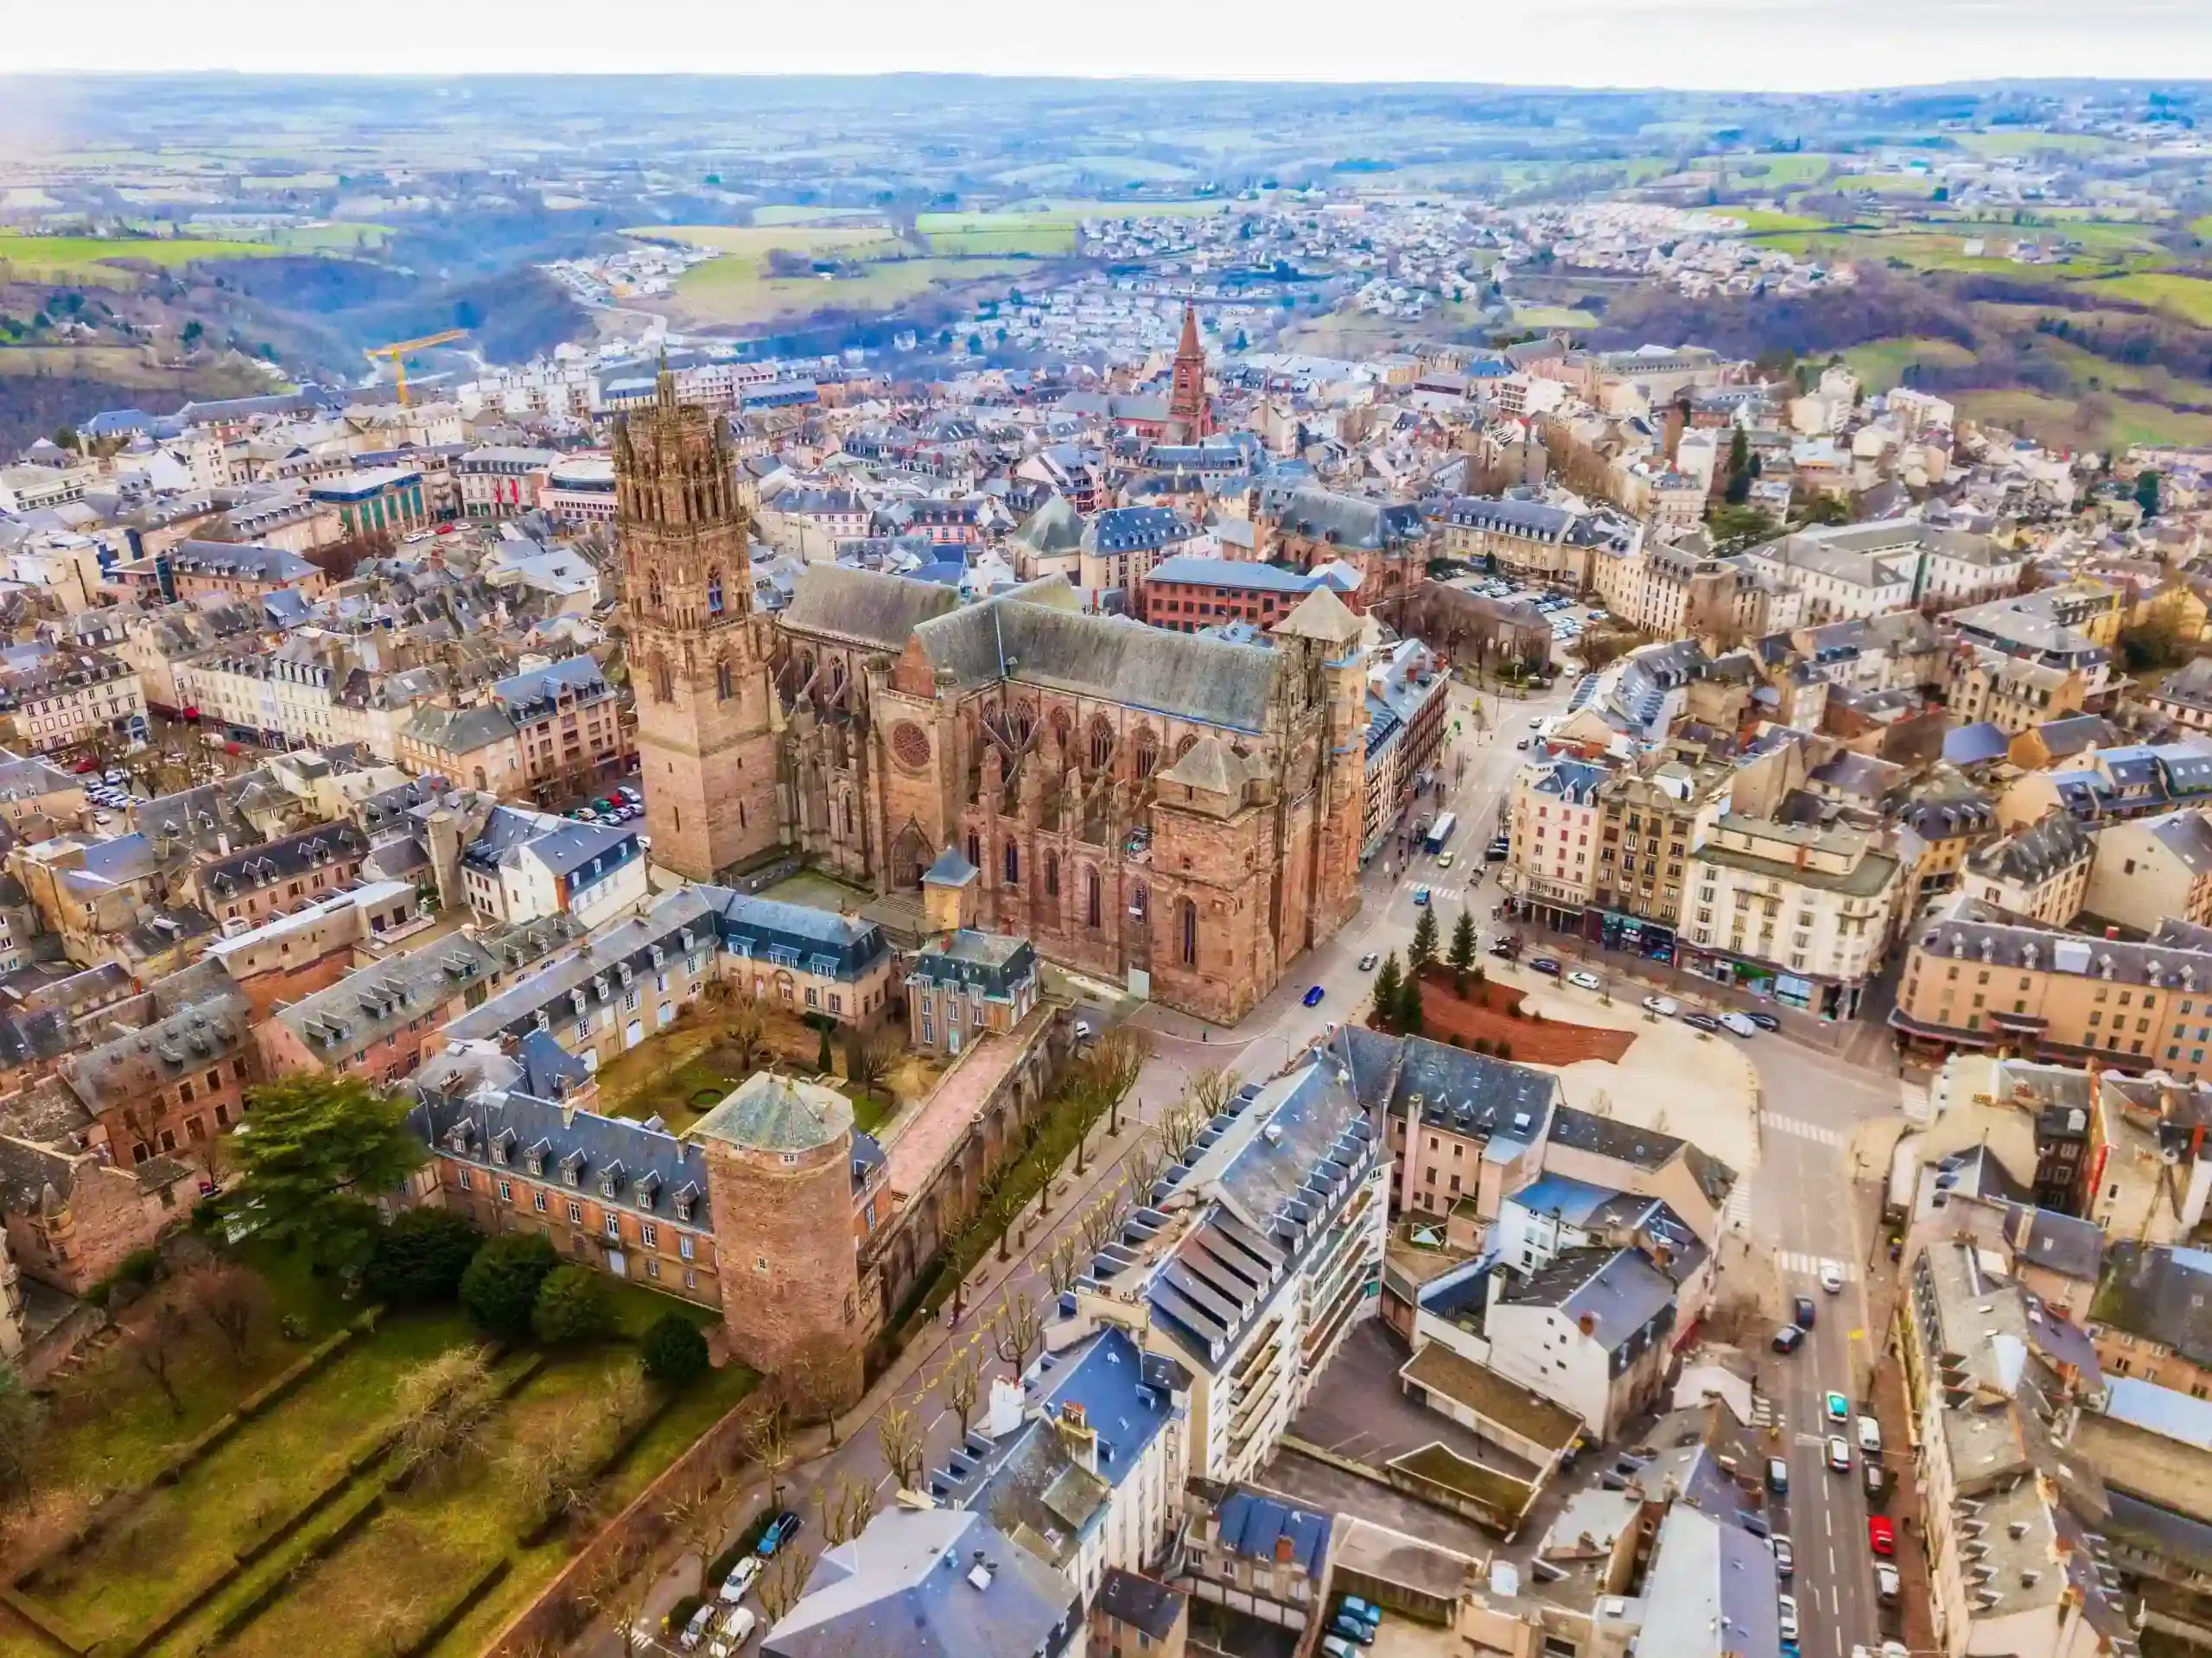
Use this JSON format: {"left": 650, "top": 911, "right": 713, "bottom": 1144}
{"left": 1177, "top": 300, "right": 1203, "bottom": 362}
{"left": 1167, "top": 299, "right": 1212, "bottom": 443}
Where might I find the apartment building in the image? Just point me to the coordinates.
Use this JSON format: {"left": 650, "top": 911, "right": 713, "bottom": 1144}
{"left": 2084, "top": 809, "right": 2212, "bottom": 935}
{"left": 308, "top": 466, "right": 429, "bottom": 538}
{"left": 194, "top": 819, "right": 369, "bottom": 929}
{"left": 1592, "top": 532, "right": 1758, "bottom": 641}
{"left": 540, "top": 454, "right": 616, "bottom": 527}
{"left": 1586, "top": 759, "right": 1734, "bottom": 943}
{"left": 137, "top": 538, "right": 329, "bottom": 603}
{"left": 1681, "top": 815, "right": 1902, "bottom": 1018}
{"left": 1892, "top": 898, "right": 2212, "bottom": 1083}
{"left": 1738, "top": 521, "right": 1922, "bottom": 623}
{"left": 1441, "top": 495, "right": 1620, "bottom": 594}
{"left": 1506, "top": 755, "right": 1608, "bottom": 929}
{"left": 454, "top": 447, "right": 559, "bottom": 518}
{"left": 1362, "top": 638, "right": 1450, "bottom": 861}
{"left": 0, "top": 649, "right": 148, "bottom": 755}
{"left": 1046, "top": 1048, "right": 1388, "bottom": 1488}
{"left": 1962, "top": 810, "right": 2094, "bottom": 926}
{"left": 1077, "top": 506, "right": 1205, "bottom": 600}
{"left": 458, "top": 808, "right": 648, "bottom": 931}
{"left": 487, "top": 655, "right": 632, "bottom": 804}
{"left": 1139, "top": 555, "right": 1353, "bottom": 632}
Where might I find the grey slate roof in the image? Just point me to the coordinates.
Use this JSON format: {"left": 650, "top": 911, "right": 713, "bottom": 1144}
{"left": 693, "top": 1072, "right": 853, "bottom": 1154}
{"left": 781, "top": 564, "right": 960, "bottom": 649}
{"left": 1966, "top": 810, "right": 2093, "bottom": 886}
{"left": 408, "top": 1085, "right": 713, "bottom": 1229}
{"left": 764, "top": 1507, "right": 1075, "bottom": 1658}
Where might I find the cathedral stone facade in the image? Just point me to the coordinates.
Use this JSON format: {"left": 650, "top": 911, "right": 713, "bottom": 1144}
{"left": 615, "top": 378, "right": 1367, "bottom": 1023}
{"left": 618, "top": 369, "right": 781, "bottom": 881}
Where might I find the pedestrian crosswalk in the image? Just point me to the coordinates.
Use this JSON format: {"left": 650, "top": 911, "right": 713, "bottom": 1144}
{"left": 1750, "top": 1394, "right": 1781, "bottom": 1430}
{"left": 1766, "top": 1115, "right": 1847, "bottom": 1148}
{"left": 1775, "top": 1250, "right": 1857, "bottom": 1283}
{"left": 1721, "top": 1181, "right": 1753, "bottom": 1236}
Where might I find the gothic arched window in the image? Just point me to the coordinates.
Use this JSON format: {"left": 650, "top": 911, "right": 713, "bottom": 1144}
{"left": 1089, "top": 716, "right": 1114, "bottom": 773}
{"left": 653, "top": 658, "right": 673, "bottom": 703}
{"left": 1086, "top": 869, "right": 1102, "bottom": 929}
{"left": 966, "top": 831, "right": 981, "bottom": 869}
{"left": 646, "top": 569, "right": 664, "bottom": 615}
{"left": 842, "top": 797, "right": 855, "bottom": 836}
{"left": 1136, "top": 727, "right": 1160, "bottom": 778}
{"left": 1179, "top": 899, "right": 1198, "bottom": 967}
{"left": 706, "top": 567, "right": 725, "bottom": 615}
{"left": 1004, "top": 842, "right": 1020, "bottom": 888}
{"left": 716, "top": 660, "right": 734, "bottom": 702}
{"left": 1046, "top": 852, "right": 1060, "bottom": 898}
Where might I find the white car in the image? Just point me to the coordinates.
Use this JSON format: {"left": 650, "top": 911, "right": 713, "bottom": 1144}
{"left": 1857, "top": 1414, "right": 1882, "bottom": 1455}
{"left": 1641, "top": 994, "right": 1679, "bottom": 1017}
{"left": 1821, "top": 1262, "right": 1846, "bottom": 1293}
{"left": 720, "top": 1556, "right": 761, "bottom": 1602}
{"left": 1719, "top": 1011, "right": 1760, "bottom": 1038}
{"left": 1567, "top": 970, "right": 1602, "bottom": 991}
{"left": 1777, "top": 1594, "right": 1800, "bottom": 1642}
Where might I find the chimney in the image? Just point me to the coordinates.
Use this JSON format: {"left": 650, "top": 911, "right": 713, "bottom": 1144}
{"left": 1274, "top": 1534, "right": 1296, "bottom": 1566}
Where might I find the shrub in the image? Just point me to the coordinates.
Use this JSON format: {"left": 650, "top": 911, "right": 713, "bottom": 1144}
{"left": 641, "top": 1313, "right": 712, "bottom": 1388}
{"left": 667, "top": 1594, "right": 705, "bottom": 1636}
{"left": 1472, "top": 1037, "right": 1492, "bottom": 1055}
{"left": 1496, "top": 1040, "right": 1513, "bottom": 1061}
{"left": 460, "top": 1233, "right": 560, "bottom": 1340}
{"left": 532, "top": 1264, "right": 615, "bottom": 1345}
{"left": 365, "top": 1208, "right": 483, "bottom": 1306}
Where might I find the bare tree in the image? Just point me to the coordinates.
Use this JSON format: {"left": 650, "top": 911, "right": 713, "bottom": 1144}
{"left": 130, "top": 1298, "right": 192, "bottom": 1417}
{"left": 991, "top": 1290, "right": 1045, "bottom": 1381}
{"left": 1186, "top": 1064, "right": 1238, "bottom": 1121}
{"left": 876, "top": 1402, "right": 925, "bottom": 1492}
{"left": 1044, "top": 1233, "right": 1084, "bottom": 1297}
{"left": 664, "top": 1476, "right": 731, "bottom": 1598}
{"left": 1126, "top": 1131, "right": 1167, "bottom": 1198}
{"left": 738, "top": 1394, "right": 794, "bottom": 1508}
{"left": 1079, "top": 1194, "right": 1125, "bottom": 1255}
{"left": 939, "top": 1344, "right": 986, "bottom": 1439}
{"left": 1091, "top": 1026, "right": 1151, "bottom": 1135}
{"left": 582, "top": 1551, "right": 653, "bottom": 1658}
{"left": 391, "top": 1346, "right": 501, "bottom": 1477}
{"left": 755, "top": 1545, "right": 812, "bottom": 1626}
{"left": 508, "top": 1401, "right": 608, "bottom": 1532}
{"left": 843, "top": 1029, "right": 899, "bottom": 1105}
{"left": 812, "top": 1471, "right": 875, "bottom": 1548}
{"left": 180, "top": 1261, "right": 265, "bottom": 1372}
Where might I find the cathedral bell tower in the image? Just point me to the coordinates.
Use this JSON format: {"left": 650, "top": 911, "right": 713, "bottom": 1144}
{"left": 617, "top": 365, "right": 779, "bottom": 881}
{"left": 1166, "top": 301, "right": 1213, "bottom": 444}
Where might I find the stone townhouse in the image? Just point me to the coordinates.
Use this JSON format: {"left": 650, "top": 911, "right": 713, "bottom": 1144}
{"left": 2085, "top": 809, "right": 2212, "bottom": 936}
{"left": 205, "top": 879, "right": 428, "bottom": 1020}
{"left": 261, "top": 913, "right": 578, "bottom": 1086}
{"left": 487, "top": 654, "right": 633, "bottom": 806}
{"left": 1961, "top": 808, "right": 2094, "bottom": 926}
{"left": 1258, "top": 484, "right": 1427, "bottom": 610}
{"left": 906, "top": 854, "right": 1043, "bottom": 1058}
{"left": 194, "top": 818, "right": 370, "bottom": 930}
{"left": 397, "top": 701, "right": 528, "bottom": 800}
{"left": 0, "top": 1134, "right": 200, "bottom": 1299}
{"left": 1442, "top": 495, "right": 1620, "bottom": 594}
{"left": 0, "top": 648, "right": 148, "bottom": 756}
{"left": 61, "top": 985, "right": 256, "bottom": 1173}
{"left": 1681, "top": 815, "right": 1901, "bottom": 1019}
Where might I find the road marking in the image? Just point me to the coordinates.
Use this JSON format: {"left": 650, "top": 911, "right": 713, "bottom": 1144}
{"left": 926, "top": 1410, "right": 948, "bottom": 1433}
{"left": 1776, "top": 1251, "right": 1856, "bottom": 1283}
{"left": 874, "top": 1472, "right": 894, "bottom": 1495}
{"left": 1768, "top": 1115, "right": 1847, "bottom": 1147}
{"left": 1828, "top": 1547, "right": 1837, "bottom": 1575}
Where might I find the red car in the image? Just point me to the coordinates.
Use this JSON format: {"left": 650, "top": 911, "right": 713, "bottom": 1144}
{"left": 1868, "top": 1515, "right": 1895, "bottom": 1556}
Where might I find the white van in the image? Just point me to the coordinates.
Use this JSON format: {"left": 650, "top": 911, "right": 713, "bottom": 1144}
{"left": 1856, "top": 1413, "right": 1882, "bottom": 1455}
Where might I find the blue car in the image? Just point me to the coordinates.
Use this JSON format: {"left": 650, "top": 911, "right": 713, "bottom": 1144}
{"left": 1303, "top": 985, "right": 1325, "bottom": 1007}
{"left": 1329, "top": 1614, "right": 1376, "bottom": 1647}
{"left": 757, "top": 1511, "right": 803, "bottom": 1557}
{"left": 1414, "top": 886, "right": 1432, "bottom": 905}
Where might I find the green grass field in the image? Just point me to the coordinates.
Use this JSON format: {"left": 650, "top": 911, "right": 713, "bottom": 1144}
{"left": 627, "top": 224, "right": 905, "bottom": 259}
{"left": 1841, "top": 336, "right": 1977, "bottom": 391}
{"left": 1830, "top": 172, "right": 1944, "bottom": 198}
{"left": 2191, "top": 215, "right": 2212, "bottom": 245}
{"left": 0, "top": 232, "right": 300, "bottom": 278}
{"left": 668, "top": 251, "right": 1026, "bottom": 327}
{"left": 752, "top": 206, "right": 883, "bottom": 226}
{"left": 2087, "top": 271, "right": 2212, "bottom": 327}
{"left": 1957, "top": 130, "right": 2120, "bottom": 159}
{"left": 921, "top": 226, "right": 1077, "bottom": 257}
{"left": 1733, "top": 208, "right": 1840, "bottom": 234}
{"left": 1694, "top": 153, "right": 1840, "bottom": 187}
{"left": 1957, "top": 387, "right": 2212, "bottom": 454}
{"left": 1510, "top": 302, "right": 1599, "bottom": 328}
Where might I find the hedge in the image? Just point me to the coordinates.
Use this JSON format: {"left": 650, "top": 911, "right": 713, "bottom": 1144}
{"left": 399, "top": 1556, "right": 512, "bottom": 1658}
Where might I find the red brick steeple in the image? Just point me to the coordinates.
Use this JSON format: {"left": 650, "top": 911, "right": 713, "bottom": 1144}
{"left": 1167, "top": 301, "right": 1212, "bottom": 443}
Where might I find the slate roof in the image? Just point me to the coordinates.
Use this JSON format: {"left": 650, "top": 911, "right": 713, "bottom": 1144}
{"left": 764, "top": 1507, "right": 1074, "bottom": 1658}
{"left": 910, "top": 585, "right": 1280, "bottom": 735}
{"left": 2094, "top": 1242, "right": 2212, "bottom": 1369}
{"left": 1211, "top": 1488, "right": 1331, "bottom": 1574}
{"left": 1335, "top": 1026, "right": 1561, "bottom": 1144}
{"left": 198, "top": 820, "right": 365, "bottom": 901}
{"left": 402, "top": 701, "right": 518, "bottom": 755}
{"left": 1548, "top": 1104, "right": 1738, "bottom": 1209}
{"left": 1264, "top": 484, "right": 1425, "bottom": 549}
{"left": 1966, "top": 810, "right": 2093, "bottom": 886}
{"left": 705, "top": 888, "right": 889, "bottom": 977}
{"left": 1144, "top": 554, "right": 1315, "bottom": 594}
{"left": 65, "top": 994, "right": 251, "bottom": 1113}
{"left": 1093, "top": 1570, "right": 1184, "bottom": 1641}
{"left": 1497, "top": 1244, "right": 1679, "bottom": 1354}
{"left": 781, "top": 564, "right": 960, "bottom": 649}
{"left": 908, "top": 930, "right": 1036, "bottom": 997}
{"left": 408, "top": 1085, "right": 713, "bottom": 1229}
{"left": 693, "top": 1072, "right": 853, "bottom": 1155}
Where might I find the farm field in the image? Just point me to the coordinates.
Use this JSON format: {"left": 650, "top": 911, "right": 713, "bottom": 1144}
{"left": 1840, "top": 336, "right": 1976, "bottom": 391}
{"left": 2082, "top": 272, "right": 2212, "bottom": 327}
{"left": 666, "top": 251, "right": 1027, "bottom": 327}
{"left": 0, "top": 232, "right": 303, "bottom": 279}
{"left": 624, "top": 224, "right": 904, "bottom": 259}
{"left": 1955, "top": 387, "right": 2212, "bottom": 454}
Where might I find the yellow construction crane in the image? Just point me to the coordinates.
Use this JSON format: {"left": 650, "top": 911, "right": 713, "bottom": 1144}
{"left": 362, "top": 329, "right": 467, "bottom": 407}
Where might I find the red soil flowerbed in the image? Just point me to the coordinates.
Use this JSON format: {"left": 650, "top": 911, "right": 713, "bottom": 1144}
{"left": 1370, "top": 963, "right": 1635, "bottom": 1067}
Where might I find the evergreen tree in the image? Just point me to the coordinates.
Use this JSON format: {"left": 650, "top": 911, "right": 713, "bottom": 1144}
{"left": 1370, "top": 953, "right": 1403, "bottom": 1032}
{"left": 218, "top": 1075, "right": 424, "bottom": 1274}
{"left": 1447, "top": 910, "right": 1477, "bottom": 992}
{"left": 2137, "top": 469, "right": 2163, "bottom": 518}
{"left": 1410, "top": 905, "right": 1440, "bottom": 970}
{"left": 1397, "top": 972, "right": 1426, "bottom": 1037}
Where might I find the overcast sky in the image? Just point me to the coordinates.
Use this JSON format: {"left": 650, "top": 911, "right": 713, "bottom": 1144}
{"left": 10, "top": 0, "right": 2212, "bottom": 88}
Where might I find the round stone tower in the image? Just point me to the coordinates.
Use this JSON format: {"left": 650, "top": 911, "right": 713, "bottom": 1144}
{"left": 691, "top": 1071, "right": 864, "bottom": 1407}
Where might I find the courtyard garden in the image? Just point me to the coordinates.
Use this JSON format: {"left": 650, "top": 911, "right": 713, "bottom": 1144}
{"left": 0, "top": 1078, "right": 754, "bottom": 1658}
{"left": 592, "top": 986, "right": 943, "bottom": 1138}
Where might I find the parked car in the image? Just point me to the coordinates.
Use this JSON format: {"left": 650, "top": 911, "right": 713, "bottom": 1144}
{"left": 1865, "top": 1458, "right": 1887, "bottom": 1498}
{"left": 1868, "top": 1515, "right": 1895, "bottom": 1556}
{"left": 678, "top": 1600, "right": 718, "bottom": 1650}
{"left": 1719, "top": 1011, "right": 1760, "bottom": 1038}
{"left": 1743, "top": 1011, "right": 1781, "bottom": 1032}
{"left": 1874, "top": 1562, "right": 1901, "bottom": 1605}
{"left": 1529, "top": 956, "right": 1562, "bottom": 976}
{"left": 1777, "top": 1594, "right": 1800, "bottom": 1642}
{"left": 1515, "top": 738, "right": 1530, "bottom": 751}
{"left": 1771, "top": 1324, "right": 1805, "bottom": 1354}
{"left": 1683, "top": 1013, "right": 1722, "bottom": 1033}
{"left": 1642, "top": 995, "right": 1679, "bottom": 1017}
{"left": 758, "top": 1511, "right": 802, "bottom": 1557}
{"left": 1321, "top": 1640, "right": 1360, "bottom": 1658}
{"left": 1827, "top": 1436, "right": 1852, "bottom": 1473}
{"left": 1567, "top": 969, "right": 1602, "bottom": 991}
{"left": 1794, "top": 1296, "right": 1816, "bottom": 1331}
{"left": 1821, "top": 1262, "right": 1846, "bottom": 1293}
{"left": 1485, "top": 839, "right": 1510, "bottom": 861}
{"left": 1858, "top": 1414, "right": 1883, "bottom": 1455}
{"left": 1358, "top": 952, "right": 1379, "bottom": 971}
{"left": 1824, "top": 1390, "right": 1848, "bottom": 1423}
{"left": 617, "top": 785, "right": 642, "bottom": 804}
{"left": 1771, "top": 1534, "right": 1794, "bottom": 1577}
{"left": 710, "top": 1605, "right": 758, "bottom": 1652}
{"left": 1328, "top": 1613, "right": 1376, "bottom": 1647}
{"left": 1303, "top": 985, "right": 1325, "bottom": 1007}
{"left": 1766, "top": 1458, "right": 1789, "bottom": 1494}
{"left": 1338, "top": 1598, "right": 1382, "bottom": 1629}
{"left": 1414, "top": 886, "right": 1432, "bottom": 905}
{"left": 720, "top": 1556, "right": 761, "bottom": 1602}
{"left": 1489, "top": 939, "right": 1516, "bottom": 959}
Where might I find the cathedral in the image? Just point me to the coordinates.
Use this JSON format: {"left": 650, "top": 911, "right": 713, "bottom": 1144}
{"left": 614, "top": 369, "right": 1365, "bottom": 1024}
